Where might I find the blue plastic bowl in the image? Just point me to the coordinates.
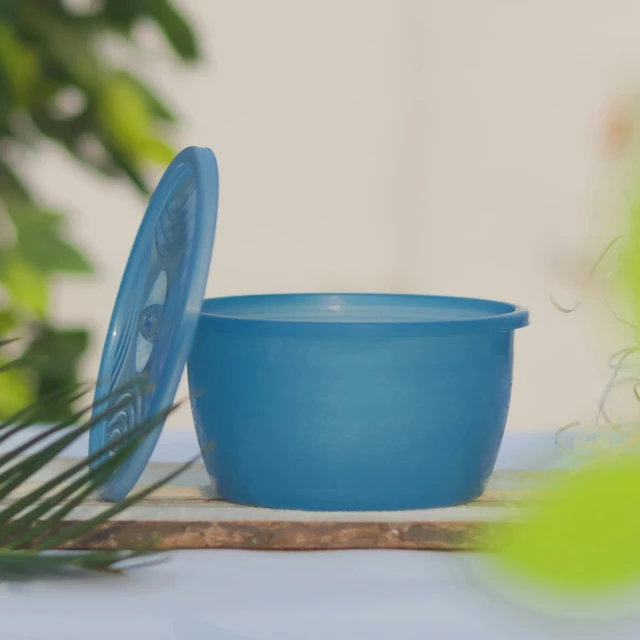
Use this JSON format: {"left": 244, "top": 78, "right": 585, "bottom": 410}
{"left": 187, "top": 293, "right": 528, "bottom": 511}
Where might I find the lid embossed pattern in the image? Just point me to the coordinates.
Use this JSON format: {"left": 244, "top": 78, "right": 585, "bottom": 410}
{"left": 105, "top": 168, "right": 195, "bottom": 446}
{"left": 89, "top": 148, "right": 219, "bottom": 501}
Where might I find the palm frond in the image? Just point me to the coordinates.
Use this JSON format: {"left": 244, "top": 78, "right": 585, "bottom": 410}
{"left": 41, "top": 453, "right": 199, "bottom": 551}
{"left": 0, "top": 379, "right": 197, "bottom": 579}
{"left": 0, "top": 384, "right": 89, "bottom": 445}
{"left": 0, "top": 404, "right": 178, "bottom": 548}
{"left": 0, "top": 379, "right": 148, "bottom": 501}
{"left": 0, "top": 548, "right": 162, "bottom": 579}
{"left": 0, "top": 383, "right": 84, "bottom": 431}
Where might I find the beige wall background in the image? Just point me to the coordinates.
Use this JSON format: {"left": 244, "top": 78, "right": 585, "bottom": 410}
{"left": 22, "top": 0, "right": 640, "bottom": 431}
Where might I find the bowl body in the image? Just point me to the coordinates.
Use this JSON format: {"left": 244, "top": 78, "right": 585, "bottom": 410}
{"left": 187, "top": 293, "right": 528, "bottom": 511}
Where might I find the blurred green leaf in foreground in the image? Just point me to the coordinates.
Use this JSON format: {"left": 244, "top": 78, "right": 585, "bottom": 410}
{"left": 0, "top": 0, "right": 200, "bottom": 418}
{"left": 493, "top": 102, "right": 640, "bottom": 617}
{"left": 495, "top": 454, "right": 640, "bottom": 602}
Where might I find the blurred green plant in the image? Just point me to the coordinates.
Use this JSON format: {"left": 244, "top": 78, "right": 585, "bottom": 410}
{"left": 492, "top": 106, "right": 640, "bottom": 616}
{"left": 493, "top": 449, "right": 640, "bottom": 616}
{"left": 0, "top": 0, "right": 200, "bottom": 418}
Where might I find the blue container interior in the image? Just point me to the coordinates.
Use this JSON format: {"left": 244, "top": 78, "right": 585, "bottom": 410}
{"left": 198, "top": 293, "right": 528, "bottom": 335}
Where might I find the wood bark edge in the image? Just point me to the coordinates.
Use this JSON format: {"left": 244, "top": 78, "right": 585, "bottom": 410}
{"left": 55, "top": 520, "right": 508, "bottom": 551}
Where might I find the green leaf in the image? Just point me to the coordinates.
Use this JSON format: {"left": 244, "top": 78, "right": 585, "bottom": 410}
{"left": 0, "top": 161, "right": 34, "bottom": 204}
{"left": 30, "top": 106, "right": 90, "bottom": 147}
{"left": 0, "top": 357, "right": 24, "bottom": 373}
{"left": 0, "top": 253, "right": 48, "bottom": 318}
{"left": 2, "top": 199, "right": 63, "bottom": 230}
{"left": 100, "top": 0, "right": 200, "bottom": 61}
{"left": 146, "top": 0, "right": 199, "bottom": 62}
{"left": 29, "top": 109, "right": 120, "bottom": 178}
{"left": 0, "top": 20, "right": 40, "bottom": 106}
{"left": 98, "top": 75, "right": 168, "bottom": 164}
{"left": 23, "top": 326, "right": 89, "bottom": 380}
{"left": 138, "top": 136, "right": 175, "bottom": 165}
{"left": 0, "top": 368, "right": 34, "bottom": 417}
{"left": 496, "top": 455, "right": 640, "bottom": 594}
{"left": 0, "top": 381, "right": 71, "bottom": 431}
{"left": 22, "top": 11, "right": 101, "bottom": 91}
{"left": 120, "top": 72, "right": 177, "bottom": 122}
{"left": 0, "top": 1, "right": 19, "bottom": 22}
{"left": 24, "top": 234, "right": 92, "bottom": 273}
{"left": 0, "top": 63, "right": 12, "bottom": 123}
{"left": 0, "top": 309, "right": 17, "bottom": 335}
{"left": 20, "top": 325, "right": 89, "bottom": 418}
{"left": 18, "top": 221, "right": 93, "bottom": 274}
{"left": 100, "top": 0, "right": 143, "bottom": 34}
{"left": 0, "top": 384, "right": 88, "bottom": 444}
{"left": 97, "top": 74, "right": 176, "bottom": 171}
{"left": 1, "top": 183, "right": 90, "bottom": 276}
{"left": 98, "top": 75, "right": 151, "bottom": 142}
{"left": 100, "top": 138, "right": 149, "bottom": 193}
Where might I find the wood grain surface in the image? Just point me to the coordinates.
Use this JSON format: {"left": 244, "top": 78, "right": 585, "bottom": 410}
{"left": 4, "top": 459, "right": 551, "bottom": 551}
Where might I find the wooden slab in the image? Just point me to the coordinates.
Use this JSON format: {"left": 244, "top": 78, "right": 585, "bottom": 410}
{"left": 2, "top": 459, "right": 554, "bottom": 551}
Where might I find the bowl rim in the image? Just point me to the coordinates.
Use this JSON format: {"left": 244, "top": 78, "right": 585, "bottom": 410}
{"left": 196, "top": 293, "right": 529, "bottom": 337}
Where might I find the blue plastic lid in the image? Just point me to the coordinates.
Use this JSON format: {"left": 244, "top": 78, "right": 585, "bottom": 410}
{"left": 89, "top": 147, "right": 219, "bottom": 501}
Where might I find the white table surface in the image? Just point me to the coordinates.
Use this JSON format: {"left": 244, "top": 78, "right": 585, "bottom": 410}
{"left": 1, "top": 429, "right": 635, "bottom": 640}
